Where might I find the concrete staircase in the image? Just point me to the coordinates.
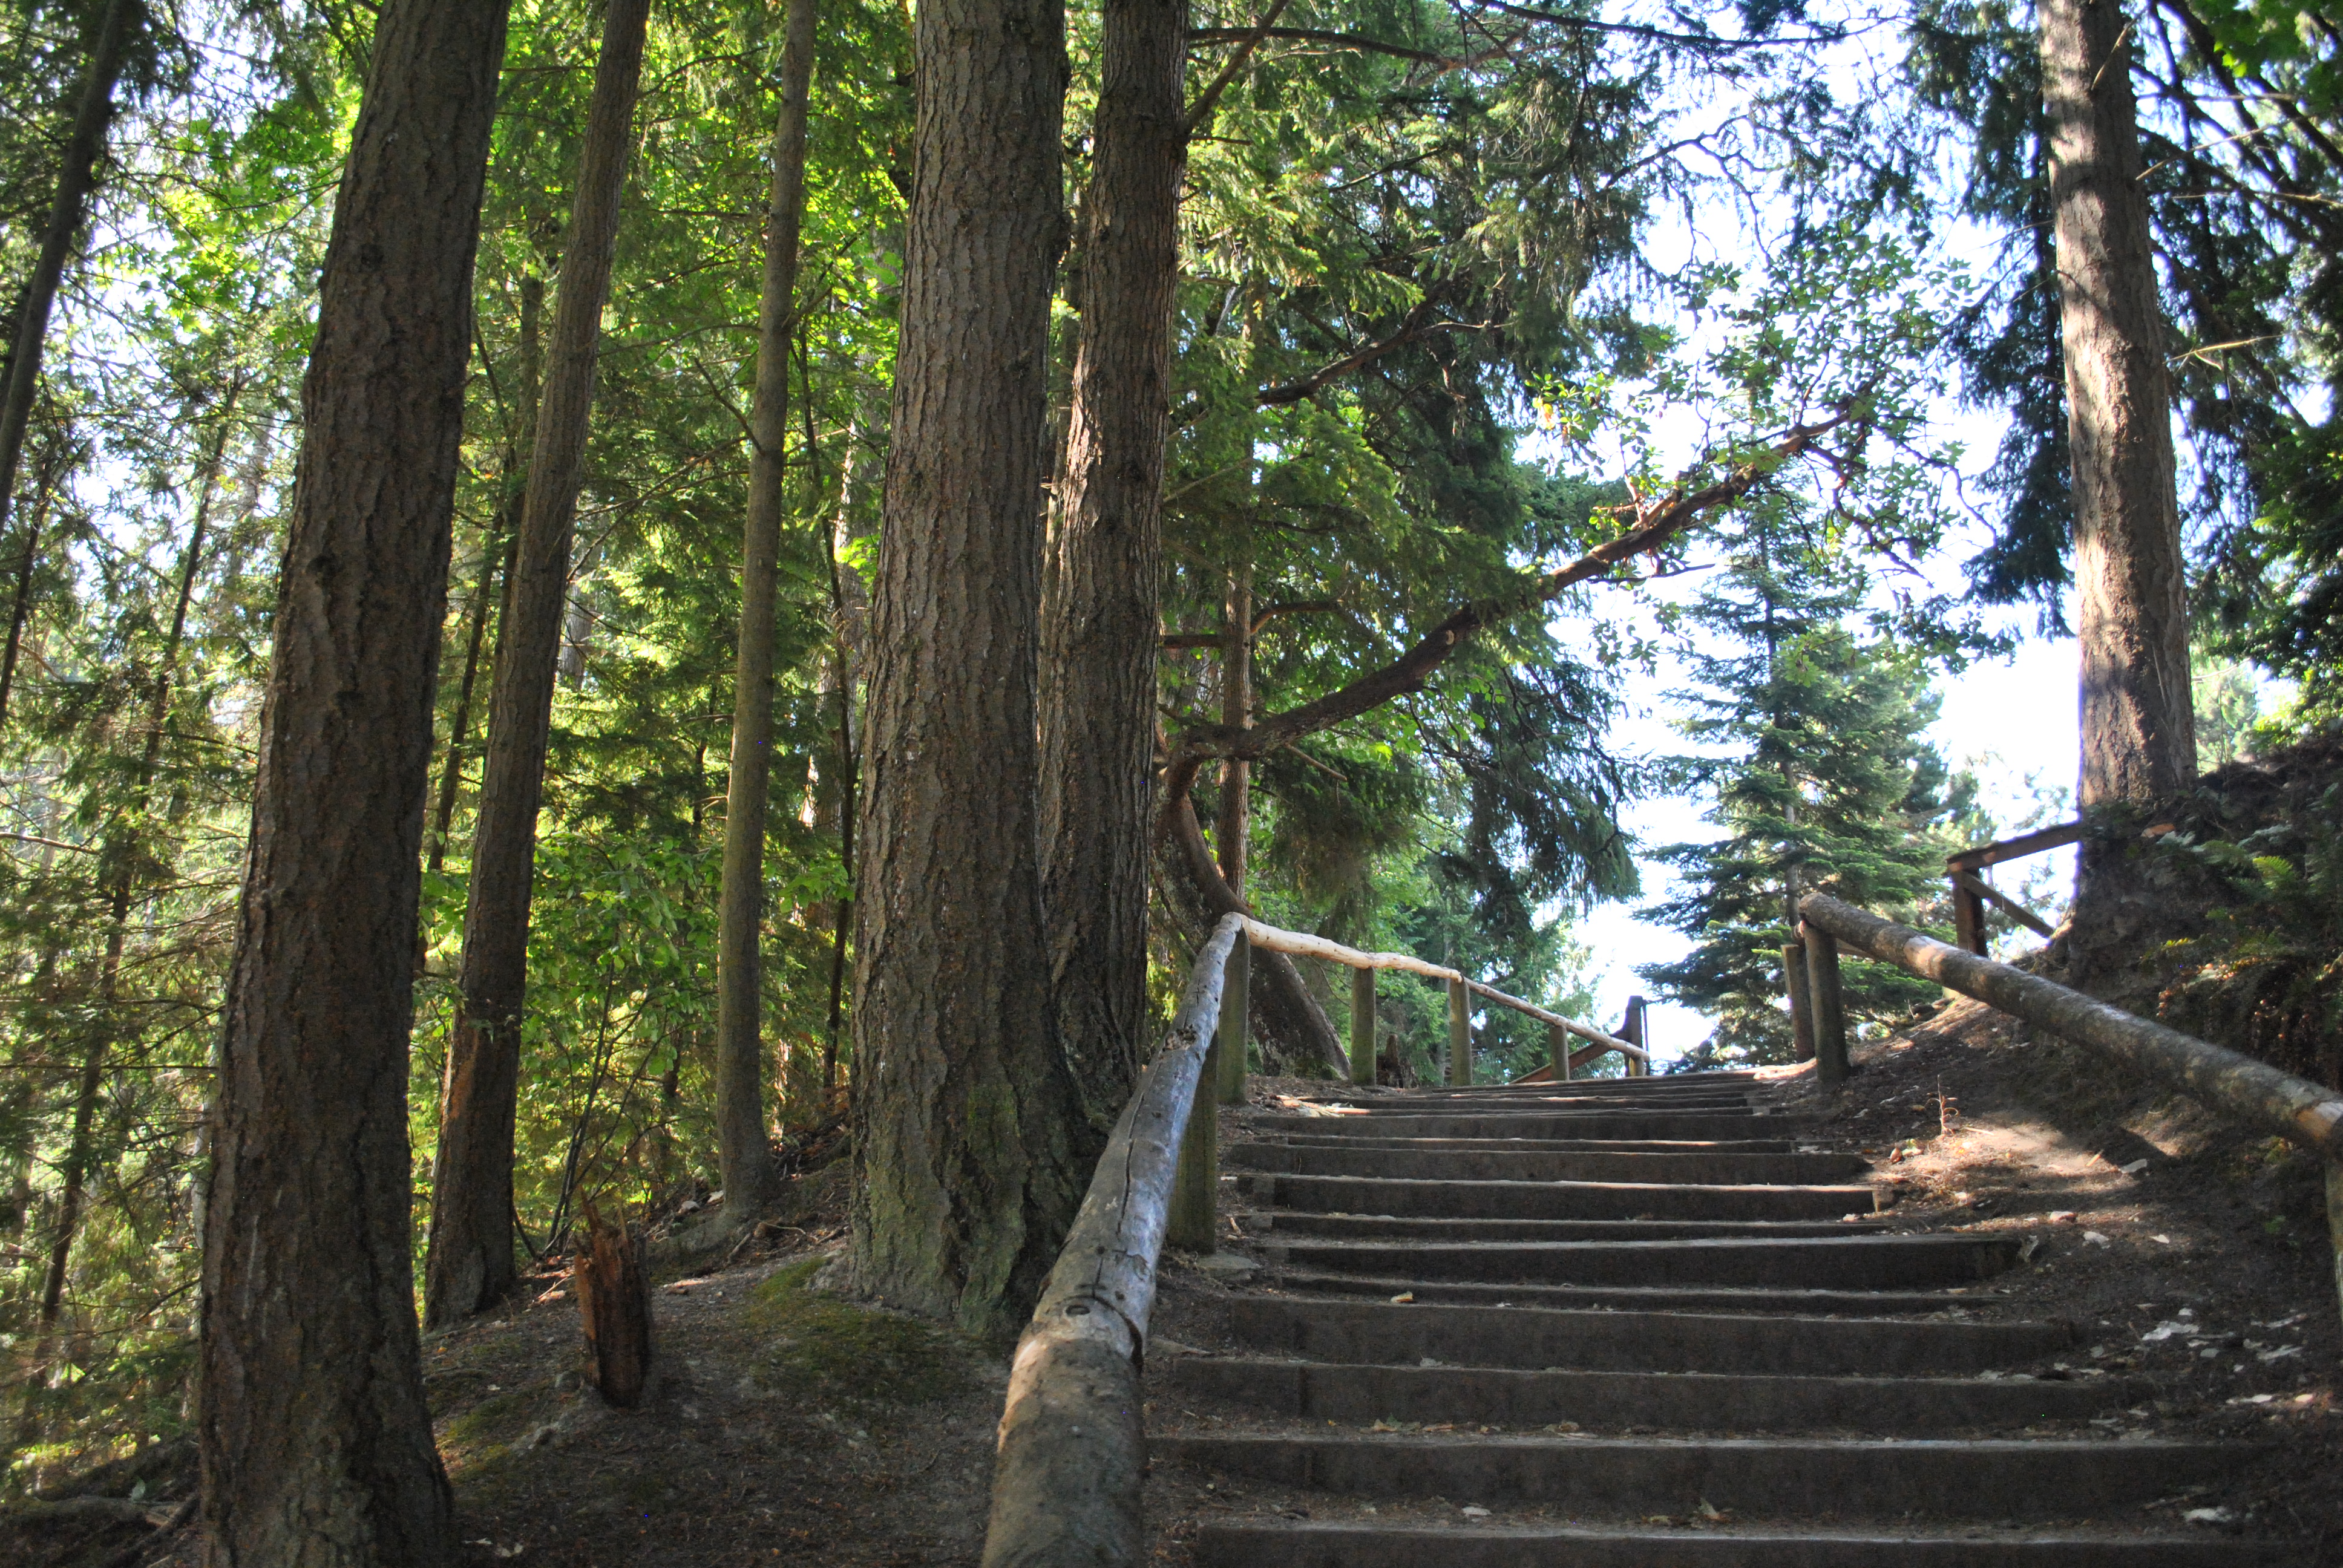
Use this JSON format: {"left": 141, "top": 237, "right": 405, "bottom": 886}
{"left": 1155, "top": 1072, "right": 2296, "bottom": 1566}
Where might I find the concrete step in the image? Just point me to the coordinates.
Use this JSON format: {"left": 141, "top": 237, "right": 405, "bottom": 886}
{"left": 1156, "top": 1432, "right": 2258, "bottom": 1518}
{"left": 1192, "top": 1522, "right": 2299, "bottom": 1567}
{"left": 1250, "top": 1112, "right": 1812, "bottom": 1141}
{"left": 1254, "top": 1214, "right": 1895, "bottom": 1242}
{"left": 1265, "top": 1233, "right": 2022, "bottom": 1290}
{"left": 1256, "top": 1134, "right": 1807, "bottom": 1154}
{"left": 1227, "top": 1298, "right": 2078, "bottom": 1376}
{"left": 1237, "top": 1173, "right": 1881, "bottom": 1221}
{"left": 1274, "top": 1269, "right": 1979, "bottom": 1316}
{"left": 1166, "top": 1356, "right": 2153, "bottom": 1431}
{"left": 1228, "top": 1144, "right": 1872, "bottom": 1186}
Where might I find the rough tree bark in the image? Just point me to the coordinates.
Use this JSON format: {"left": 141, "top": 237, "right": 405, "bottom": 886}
{"left": 197, "top": 2, "right": 511, "bottom": 1563}
{"left": 2039, "top": 0, "right": 2197, "bottom": 975}
{"left": 715, "top": 0, "right": 819, "bottom": 1218}
{"left": 427, "top": 0, "right": 650, "bottom": 1329}
{"left": 1037, "top": 0, "right": 1188, "bottom": 1142}
{"left": 849, "top": 0, "right": 1084, "bottom": 1344}
{"left": 0, "top": 0, "right": 138, "bottom": 701}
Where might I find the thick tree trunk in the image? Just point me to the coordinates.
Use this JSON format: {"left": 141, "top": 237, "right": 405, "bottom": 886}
{"left": 428, "top": 276, "right": 539, "bottom": 877}
{"left": 426, "top": 0, "right": 650, "bottom": 1329}
{"left": 197, "top": 2, "right": 511, "bottom": 1563}
{"left": 2039, "top": 0, "right": 2197, "bottom": 974}
{"left": 848, "top": 0, "right": 1082, "bottom": 1344}
{"left": 0, "top": 0, "right": 136, "bottom": 646}
{"left": 1037, "top": 0, "right": 1187, "bottom": 1143}
{"left": 715, "top": 0, "right": 819, "bottom": 1218}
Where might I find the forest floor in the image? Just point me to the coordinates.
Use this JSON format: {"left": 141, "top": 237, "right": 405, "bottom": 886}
{"left": 10, "top": 987, "right": 2341, "bottom": 1567}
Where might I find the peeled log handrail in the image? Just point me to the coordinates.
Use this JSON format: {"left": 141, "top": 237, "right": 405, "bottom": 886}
{"left": 1239, "top": 916, "right": 1649, "bottom": 1063}
{"left": 983, "top": 910, "right": 1636, "bottom": 1567}
{"left": 982, "top": 912, "right": 1245, "bottom": 1568}
{"left": 1798, "top": 892, "right": 2343, "bottom": 1160}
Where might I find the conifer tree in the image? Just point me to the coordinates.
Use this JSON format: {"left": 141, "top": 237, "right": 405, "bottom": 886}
{"left": 1639, "top": 511, "right": 1981, "bottom": 1062}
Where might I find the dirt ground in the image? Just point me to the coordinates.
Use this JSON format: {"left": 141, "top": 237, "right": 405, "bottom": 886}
{"left": 10, "top": 1002, "right": 2341, "bottom": 1567}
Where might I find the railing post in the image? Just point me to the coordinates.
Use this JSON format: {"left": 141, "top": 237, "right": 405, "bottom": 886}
{"left": 1446, "top": 977, "right": 1470, "bottom": 1086}
{"left": 1784, "top": 942, "right": 1816, "bottom": 1062}
{"left": 1624, "top": 996, "right": 1649, "bottom": 1077}
{"left": 1950, "top": 861, "right": 1988, "bottom": 956}
{"left": 1548, "top": 1020, "right": 1568, "bottom": 1082}
{"left": 1349, "top": 964, "right": 1375, "bottom": 1085}
{"left": 1168, "top": 1029, "right": 1219, "bottom": 1253}
{"left": 1801, "top": 922, "right": 1849, "bottom": 1086}
{"left": 1217, "top": 937, "right": 1249, "bottom": 1105}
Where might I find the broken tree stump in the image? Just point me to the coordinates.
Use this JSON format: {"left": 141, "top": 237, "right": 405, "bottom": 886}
{"left": 574, "top": 1201, "right": 652, "bottom": 1408}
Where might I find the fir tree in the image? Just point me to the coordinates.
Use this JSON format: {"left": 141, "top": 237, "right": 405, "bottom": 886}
{"left": 1639, "top": 511, "right": 1982, "bottom": 1063}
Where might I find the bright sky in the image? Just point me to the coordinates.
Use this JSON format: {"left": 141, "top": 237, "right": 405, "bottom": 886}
{"left": 1564, "top": 554, "right": 2085, "bottom": 1068}
{"left": 1516, "top": 8, "right": 2097, "bottom": 1065}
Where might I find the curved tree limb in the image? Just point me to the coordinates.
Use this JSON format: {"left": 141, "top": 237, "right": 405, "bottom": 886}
{"left": 1155, "top": 409, "right": 1857, "bottom": 816}
{"left": 1157, "top": 794, "right": 1346, "bottom": 1074}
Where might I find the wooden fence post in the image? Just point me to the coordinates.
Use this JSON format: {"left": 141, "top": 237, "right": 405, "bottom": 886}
{"left": 1168, "top": 1031, "right": 1219, "bottom": 1253}
{"left": 1802, "top": 923, "right": 1849, "bottom": 1086}
{"left": 1623, "top": 996, "right": 1649, "bottom": 1077}
{"left": 1217, "top": 938, "right": 1249, "bottom": 1105}
{"left": 1349, "top": 965, "right": 1375, "bottom": 1085}
{"left": 1950, "top": 866, "right": 1989, "bottom": 955}
{"left": 1447, "top": 978, "right": 1470, "bottom": 1086}
{"left": 1548, "top": 1020, "right": 1567, "bottom": 1082}
{"left": 1784, "top": 942, "right": 1816, "bottom": 1062}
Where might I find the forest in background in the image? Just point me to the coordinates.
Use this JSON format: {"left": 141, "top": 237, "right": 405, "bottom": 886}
{"left": 0, "top": 0, "right": 2336, "bottom": 1497}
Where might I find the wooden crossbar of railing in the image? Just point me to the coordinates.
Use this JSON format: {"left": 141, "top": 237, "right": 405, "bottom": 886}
{"left": 981, "top": 912, "right": 1633, "bottom": 1567}
{"left": 1796, "top": 891, "right": 2343, "bottom": 1330}
{"left": 1238, "top": 916, "right": 1650, "bottom": 1068}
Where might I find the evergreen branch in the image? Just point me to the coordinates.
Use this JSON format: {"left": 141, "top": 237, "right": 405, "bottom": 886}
{"left": 1184, "top": 0, "right": 1299, "bottom": 136}
{"left": 1155, "top": 406, "right": 1861, "bottom": 822}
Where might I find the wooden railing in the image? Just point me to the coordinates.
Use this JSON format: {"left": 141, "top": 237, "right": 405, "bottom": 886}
{"left": 1797, "top": 891, "right": 2343, "bottom": 1328}
{"left": 980, "top": 911, "right": 1637, "bottom": 1568}
{"left": 1945, "top": 820, "right": 2083, "bottom": 954}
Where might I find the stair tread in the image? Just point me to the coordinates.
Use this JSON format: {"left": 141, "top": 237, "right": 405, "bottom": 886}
{"left": 1271, "top": 1269, "right": 1977, "bottom": 1313}
{"left": 1149, "top": 1074, "right": 2290, "bottom": 1553}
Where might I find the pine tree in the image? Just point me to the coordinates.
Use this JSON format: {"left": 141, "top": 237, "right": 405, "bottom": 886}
{"left": 1639, "top": 512, "right": 1981, "bottom": 1063}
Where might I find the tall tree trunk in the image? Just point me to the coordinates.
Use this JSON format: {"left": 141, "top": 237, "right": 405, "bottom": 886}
{"left": 0, "top": 441, "right": 64, "bottom": 729}
{"left": 198, "top": 3, "right": 511, "bottom": 1562}
{"left": 715, "top": 0, "right": 819, "bottom": 1218}
{"left": 427, "top": 537, "right": 505, "bottom": 878}
{"left": 848, "top": 0, "right": 1080, "bottom": 1344}
{"left": 428, "top": 275, "right": 540, "bottom": 877}
{"left": 18, "top": 391, "right": 236, "bottom": 1448}
{"left": 0, "top": 0, "right": 137, "bottom": 665}
{"left": 426, "top": 0, "right": 650, "bottom": 1328}
{"left": 819, "top": 373, "right": 879, "bottom": 1097}
{"left": 2040, "top": 0, "right": 2197, "bottom": 976}
{"left": 1037, "top": 0, "right": 1187, "bottom": 1142}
